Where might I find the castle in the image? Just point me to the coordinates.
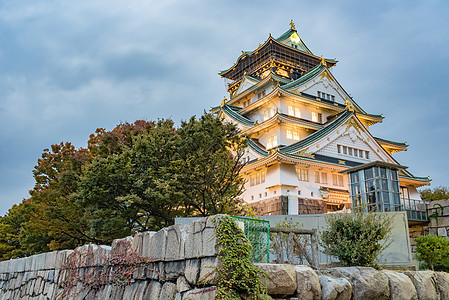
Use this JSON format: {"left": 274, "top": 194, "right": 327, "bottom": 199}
{"left": 212, "top": 22, "right": 430, "bottom": 222}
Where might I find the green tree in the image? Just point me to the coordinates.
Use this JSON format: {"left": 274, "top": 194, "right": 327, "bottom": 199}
{"left": 415, "top": 235, "right": 449, "bottom": 271}
{"left": 419, "top": 186, "right": 449, "bottom": 202}
{"left": 177, "top": 113, "right": 247, "bottom": 217}
{"left": 78, "top": 120, "right": 184, "bottom": 242}
{"left": 320, "top": 211, "right": 393, "bottom": 267}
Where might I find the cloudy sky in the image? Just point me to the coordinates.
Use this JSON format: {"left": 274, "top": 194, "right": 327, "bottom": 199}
{"left": 1, "top": 0, "right": 448, "bottom": 215}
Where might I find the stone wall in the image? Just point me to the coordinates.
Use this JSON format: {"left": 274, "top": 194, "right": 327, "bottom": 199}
{"left": 409, "top": 199, "right": 449, "bottom": 253}
{"left": 1, "top": 215, "right": 449, "bottom": 299}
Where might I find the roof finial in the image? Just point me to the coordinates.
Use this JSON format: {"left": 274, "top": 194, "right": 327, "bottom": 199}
{"left": 320, "top": 56, "right": 328, "bottom": 67}
{"left": 290, "top": 20, "right": 296, "bottom": 31}
{"left": 344, "top": 98, "right": 355, "bottom": 112}
{"left": 221, "top": 96, "right": 227, "bottom": 107}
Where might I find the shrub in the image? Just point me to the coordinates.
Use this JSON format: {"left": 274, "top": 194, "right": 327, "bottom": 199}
{"left": 320, "top": 211, "right": 393, "bottom": 267}
{"left": 415, "top": 234, "right": 449, "bottom": 271}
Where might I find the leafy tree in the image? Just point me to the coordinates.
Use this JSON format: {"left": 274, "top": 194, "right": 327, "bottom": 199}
{"left": 419, "top": 186, "right": 449, "bottom": 202}
{"left": 78, "top": 120, "right": 184, "bottom": 242}
{"left": 177, "top": 113, "right": 247, "bottom": 217}
{"left": 0, "top": 202, "right": 47, "bottom": 260}
{"left": 320, "top": 211, "right": 393, "bottom": 267}
{"left": 415, "top": 235, "right": 449, "bottom": 270}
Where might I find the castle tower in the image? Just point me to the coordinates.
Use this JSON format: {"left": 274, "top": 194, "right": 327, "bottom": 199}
{"left": 212, "top": 22, "right": 430, "bottom": 221}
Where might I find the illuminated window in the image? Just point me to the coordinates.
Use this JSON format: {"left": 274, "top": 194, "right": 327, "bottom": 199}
{"left": 295, "top": 107, "right": 301, "bottom": 118}
{"left": 332, "top": 174, "right": 344, "bottom": 187}
{"left": 297, "top": 168, "right": 309, "bottom": 181}
{"left": 321, "top": 172, "right": 328, "bottom": 184}
{"left": 287, "top": 130, "right": 293, "bottom": 139}
{"left": 267, "top": 135, "right": 277, "bottom": 149}
{"left": 314, "top": 171, "right": 320, "bottom": 183}
{"left": 312, "top": 112, "right": 318, "bottom": 122}
{"left": 288, "top": 106, "right": 294, "bottom": 116}
{"left": 293, "top": 131, "right": 299, "bottom": 140}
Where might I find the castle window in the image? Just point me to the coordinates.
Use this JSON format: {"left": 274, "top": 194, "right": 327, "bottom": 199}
{"left": 343, "top": 146, "right": 347, "bottom": 155}
{"left": 297, "top": 168, "right": 309, "bottom": 181}
{"left": 250, "top": 170, "right": 266, "bottom": 186}
{"left": 332, "top": 174, "right": 344, "bottom": 187}
{"left": 314, "top": 171, "right": 320, "bottom": 183}
{"left": 267, "top": 135, "right": 278, "bottom": 149}
{"left": 321, "top": 172, "right": 328, "bottom": 184}
{"left": 295, "top": 107, "right": 301, "bottom": 118}
{"left": 293, "top": 131, "right": 299, "bottom": 140}
{"left": 365, "top": 151, "right": 370, "bottom": 159}
{"left": 331, "top": 95, "right": 335, "bottom": 101}
{"left": 337, "top": 145, "right": 341, "bottom": 153}
{"left": 251, "top": 195, "right": 254, "bottom": 200}
{"left": 312, "top": 112, "right": 318, "bottom": 122}
{"left": 288, "top": 106, "right": 294, "bottom": 116}
{"left": 318, "top": 113, "right": 322, "bottom": 123}
{"left": 311, "top": 192, "right": 314, "bottom": 197}
{"left": 287, "top": 130, "right": 293, "bottom": 139}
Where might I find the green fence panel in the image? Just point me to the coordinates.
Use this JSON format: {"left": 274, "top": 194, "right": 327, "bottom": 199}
{"left": 231, "top": 216, "right": 270, "bottom": 263}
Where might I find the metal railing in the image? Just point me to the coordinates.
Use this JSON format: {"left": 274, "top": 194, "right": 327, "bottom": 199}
{"left": 403, "top": 198, "right": 428, "bottom": 222}
{"left": 231, "top": 216, "right": 270, "bottom": 263}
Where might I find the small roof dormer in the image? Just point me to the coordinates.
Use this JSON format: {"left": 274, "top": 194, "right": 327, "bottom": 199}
{"left": 276, "top": 20, "right": 313, "bottom": 55}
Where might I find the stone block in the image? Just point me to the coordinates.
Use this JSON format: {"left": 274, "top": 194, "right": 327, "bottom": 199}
{"left": 150, "top": 228, "right": 168, "bottom": 260}
{"left": 438, "top": 227, "right": 448, "bottom": 237}
{"left": 131, "top": 281, "right": 148, "bottom": 300}
{"left": 31, "top": 253, "right": 46, "bottom": 271}
{"left": 143, "top": 280, "right": 162, "bottom": 299}
{"left": 122, "top": 282, "right": 138, "bottom": 300}
{"left": 318, "top": 275, "right": 352, "bottom": 300}
{"left": 199, "top": 257, "right": 220, "bottom": 285}
{"left": 111, "top": 236, "right": 134, "bottom": 256}
{"left": 185, "top": 216, "right": 219, "bottom": 259}
{"left": 436, "top": 272, "right": 449, "bottom": 300}
{"left": 404, "top": 271, "right": 440, "bottom": 300}
{"left": 146, "top": 261, "right": 165, "bottom": 281}
{"left": 56, "top": 250, "right": 73, "bottom": 268}
{"left": 165, "top": 260, "right": 186, "bottom": 281}
{"left": 254, "top": 263, "right": 297, "bottom": 296}
{"left": 381, "top": 270, "right": 417, "bottom": 300}
{"left": 185, "top": 259, "right": 201, "bottom": 286}
{"left": 131, "top": 232, "right": 144, "bottom": 255}
{"left": 177, "top": 276, "right": 191, "bottom": 293}
{"left": 160, "top": 281, "right": 177, "bottom": 299}
{"left": 44, "top": 251, "right": 59, "bottom": 270}
{"left": 183, "top": 286, "right": 217, "bottom": 300}
{"left": 141, "top": 231, "right": 156, "bottom": 257}
{"left": 165, "top": 224, "right": 189, "bottom": 261}
{"left": 294, "top": 265, "right": 321, "bottom": 300}
{"left": 323, "top": 267, "right": 389, "bottom": 300}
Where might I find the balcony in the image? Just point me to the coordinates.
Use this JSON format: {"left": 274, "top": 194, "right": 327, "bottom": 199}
{"left": 403, "top": 198, "right": 428, "bottom": 223}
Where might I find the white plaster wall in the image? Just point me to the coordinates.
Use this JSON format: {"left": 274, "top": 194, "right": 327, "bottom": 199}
{"left": 279, "top": 97, "right": 331, "bottom": 124}
{"left": 243, "top": 164, "right": 281, "bottom": 203}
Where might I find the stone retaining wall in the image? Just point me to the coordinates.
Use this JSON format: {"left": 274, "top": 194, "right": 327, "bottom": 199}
{"left": 1, "top": 215, "right": 448, "bottom": 299}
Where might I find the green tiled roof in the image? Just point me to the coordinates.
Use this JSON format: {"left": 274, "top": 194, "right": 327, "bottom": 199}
{"left": 248, "top": 139, "right": 269, "bottom": 157}
{"left": 374, "top": 137, "right": 407, "bottom": 147}
{"left": 282, "top": 64, "right": 326, "bottom": 90}
{"left": 244, "top": 74, "right": 260, "bottom": 83}
{"left": 280, "top": 110, "right": 354, "bottom": 154}
{"left": 221, "top": 104, "right": 254, "bottom": 126}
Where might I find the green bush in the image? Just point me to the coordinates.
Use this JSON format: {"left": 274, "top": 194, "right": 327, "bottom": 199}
{"left": 320, "top": 211, "right": 393, "bottom": 268}
{"left": 415, "top": 235, "right": 449, "bottom": 271}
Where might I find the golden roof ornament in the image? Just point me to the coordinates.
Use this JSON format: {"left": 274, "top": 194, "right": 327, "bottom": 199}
{"left": 344, "top": 98, "right": 355, "bottom": 112}
{"left": 320, "top": 56, "right": 328, "bottom": 67}
{"left": 221, "top": 97, "right": 227, "bottom": 107}
{"left": 290, "top": 20, "right": 296, "bottom": 31}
